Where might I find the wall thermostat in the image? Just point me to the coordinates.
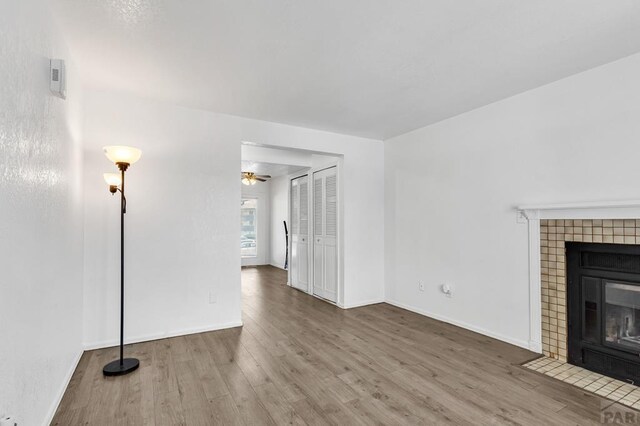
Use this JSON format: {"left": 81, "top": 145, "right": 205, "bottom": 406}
{"left": 50, "top": 59, "right": 66, "bottom": 99}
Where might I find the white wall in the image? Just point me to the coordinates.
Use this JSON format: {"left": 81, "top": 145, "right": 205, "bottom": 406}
{"left": 269, "top": 175, "right": 290, "bottom": 269}
{"left": 82, "top": 91, "right": 243, "bottom": 348}
{"left": 242, "top": 145, "right": 338, "bottom": 170}
{"left": 385, "top": 52, "right": 640, "bottom": 349}
{"left": 0, "top": 1, "right": 84, "bottom": 424}
{"left": 242, "top": 145, "right": 314, "bottom": 167}
{"left": 241, "top": 181, "right": 271, "bottom": 266}
{"left": 82, "top": 89, "right": 385, "bottom": 347}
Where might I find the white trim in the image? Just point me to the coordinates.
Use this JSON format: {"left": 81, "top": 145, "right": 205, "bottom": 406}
{"left": 43, "top": 348, "right": 84, "bottom": 426}
{"left": 336, "top": 159, "right": 345, "bottom": 308}
{"left": 311, "top": 293, "right": 339, "bottom": 307}
{"left": 529, "top": 340, "right": 542, "bottom": 353}
{"left": 518, "top": 200, "right": 640, "bottom": 220}
{"left": 517, "top": 200, "right": 640, "bottom": 355}
{"left": 341, "top": 298, "right": 385, "bottom": 309}
{"left": 518, "top": 200, "right": 640, "bottom": 211}
{"left": 527, "top": 212, "right": 542, "bottom": 353}
{"left": 385, "top": 300, "right": 529, "bottom": 350}
{"left": 83, "top": 321, "right": 243, "bottom": 350}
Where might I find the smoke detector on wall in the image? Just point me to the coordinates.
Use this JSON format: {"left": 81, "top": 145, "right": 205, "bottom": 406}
{"left": 50, "top": 59, "right": 66, "bottom": 99}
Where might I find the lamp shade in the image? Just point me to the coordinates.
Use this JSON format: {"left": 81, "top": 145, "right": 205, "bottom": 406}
{"left": 103, "top": 146, "right": 142, "bottom": 165}
{"left": 104, "top": 173, "right": 122, "bottom": 186}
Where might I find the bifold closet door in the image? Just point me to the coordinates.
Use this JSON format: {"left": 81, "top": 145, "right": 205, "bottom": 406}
{"left": 313, "top": 167, "right": 337, "bottom": 302}
{"left": 290, "top": 175, "right": 309, "bottom": 291}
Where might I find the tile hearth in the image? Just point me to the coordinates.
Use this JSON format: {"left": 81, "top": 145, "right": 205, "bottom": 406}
{"left": 524, "top": 356, "right": 640, "bottom": 409}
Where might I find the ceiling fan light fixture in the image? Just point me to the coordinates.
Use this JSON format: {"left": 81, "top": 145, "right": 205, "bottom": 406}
{"left": 241, "top": 172, "right": 258, "bottom": 185}
{"left": 241, "top": 171, "right": 268, "bottom": 185}
{"left": 241, "top": 173, "right": 257, "bottom": 185}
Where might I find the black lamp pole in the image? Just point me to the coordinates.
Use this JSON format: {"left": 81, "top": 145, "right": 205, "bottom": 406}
{"left": 103, "top": 162, "right": 140, "bottom": 376}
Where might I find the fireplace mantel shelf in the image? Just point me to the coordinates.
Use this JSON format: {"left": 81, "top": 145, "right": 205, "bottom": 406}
{"left": 517, "top": 200, "right": 640, "bottom": 221}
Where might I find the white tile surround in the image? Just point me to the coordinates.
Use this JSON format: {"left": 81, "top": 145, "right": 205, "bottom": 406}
{"left": 524, "top": 357, "right": 640, "bottom": 409}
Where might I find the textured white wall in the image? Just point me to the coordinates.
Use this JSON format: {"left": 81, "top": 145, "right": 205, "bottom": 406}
{"left": 385, "top": 52, "right": 640, "bottom": 349}
{"left": 82, "top": 89, "right": 385, "bottom": 346}
{"left": 0, "top": 1, "right": 84, "bottom": 424}
{"left": 82, "top": 90, "right": 243, "bottom": 348}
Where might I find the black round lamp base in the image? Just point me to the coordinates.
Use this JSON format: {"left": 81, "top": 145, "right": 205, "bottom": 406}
{"left": 103, "top": 358, "right": 140, "bottom": 376}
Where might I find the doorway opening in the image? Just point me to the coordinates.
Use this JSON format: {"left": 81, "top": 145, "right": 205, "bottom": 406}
{"left": 240, "top": 143, "right": 343, "bottom": 305}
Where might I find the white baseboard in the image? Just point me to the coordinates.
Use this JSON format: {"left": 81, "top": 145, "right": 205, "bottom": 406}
{"left": 529, "top": 340, "right": 542, "bottom": 353}
{"left": 43, "top": 348, "right": 84, "bottom": 426}
{"left": 385, "top": 299, "right": 530, "bottom": 350}
{"left": 268, "top": 262, "right": 287, "bottom": 270}
{"left": 341, "top": 298, "right": 385, "bottom": 309}
{"left": 83, "top": 321, "right": 244, "bottom": 350}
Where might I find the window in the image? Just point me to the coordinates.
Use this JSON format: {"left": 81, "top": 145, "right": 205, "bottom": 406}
{"left": 241, "top": 198, "right": 257, "bottom": 257}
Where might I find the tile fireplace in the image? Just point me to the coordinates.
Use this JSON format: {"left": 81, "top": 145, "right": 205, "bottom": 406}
{"left": 540, "top": 219, "right": 640, "bottom": 363}
{"left": 567, "top": 242, "right": 640, "bottom": 383}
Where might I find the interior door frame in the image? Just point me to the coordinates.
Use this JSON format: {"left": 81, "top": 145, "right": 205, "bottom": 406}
{"left": 287, "top": 159, "right": 343, "bottom": 306}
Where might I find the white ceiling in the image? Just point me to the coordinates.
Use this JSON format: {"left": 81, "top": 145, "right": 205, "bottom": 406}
{"left": 51, "top": 0, "right": 640, "bottom": 139}
{"left": 241, "top": 161, "right": 307, "bottom": 178}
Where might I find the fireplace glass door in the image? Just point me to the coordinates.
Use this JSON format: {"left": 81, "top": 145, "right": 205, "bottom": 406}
{"left": 568, "top": 242, "right": 640, "bottom": 383}
{"left": 605, "top": 281, "right": 640, "bottom": 352}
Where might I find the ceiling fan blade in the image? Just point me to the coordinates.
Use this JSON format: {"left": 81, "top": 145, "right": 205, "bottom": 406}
{"left": 256, "top": 178, "right": 267, "bottom": 182}
{"left": 255, "top": 175, "right": 271, "bottom": 179}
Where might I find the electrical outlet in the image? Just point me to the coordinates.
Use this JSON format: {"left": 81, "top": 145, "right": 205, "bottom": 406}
{"left": 441, "top": 284, "right": 452, "bottom": 297}
{"left": 209, "top": 290, "right": 217, "bottom": 304}
{"left": 418, "top": 282, "right": 425, "bottom": 292}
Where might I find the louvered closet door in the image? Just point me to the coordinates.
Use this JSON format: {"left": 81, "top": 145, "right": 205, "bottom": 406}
{"left": 313, "top": 167, "right": 337, "bottom": 302}
{"left": 290, "top": 176, "right": 309, "bottom": 291}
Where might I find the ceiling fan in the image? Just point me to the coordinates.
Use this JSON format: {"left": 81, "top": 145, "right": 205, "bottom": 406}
{"left": 241, "top": 172, "right": 271, "bottom": 185}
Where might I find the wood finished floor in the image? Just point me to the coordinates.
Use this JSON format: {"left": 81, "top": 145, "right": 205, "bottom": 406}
{"left": 52, "top": 266, "right": 635, "bottom": 425}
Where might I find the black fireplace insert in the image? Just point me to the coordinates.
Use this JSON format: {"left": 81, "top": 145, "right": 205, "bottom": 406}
{"left": 567, "top": 242, "right": 640, "bottom": 384}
